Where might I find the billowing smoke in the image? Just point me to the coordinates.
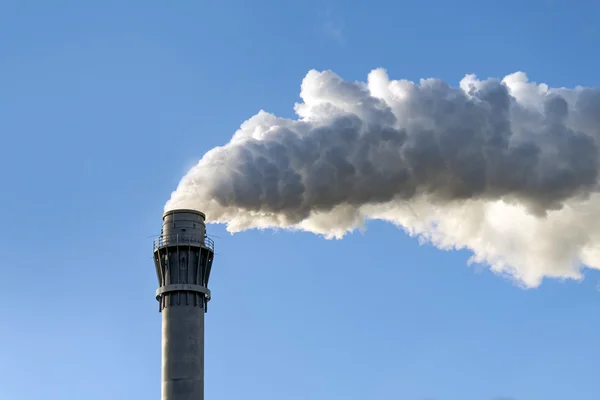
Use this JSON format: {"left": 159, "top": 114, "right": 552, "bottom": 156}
{"left": 166, "top": 68, "right": 600, "bottom": 288}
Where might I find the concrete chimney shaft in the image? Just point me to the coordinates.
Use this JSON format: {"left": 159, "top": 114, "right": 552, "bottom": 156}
{"left": 153, "top": 209, "right": 215, "bottom": 400}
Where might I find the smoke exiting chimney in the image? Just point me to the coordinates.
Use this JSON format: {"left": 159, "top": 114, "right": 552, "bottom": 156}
{"left": 165, "top": 69, "right": 600, "bottom": 288}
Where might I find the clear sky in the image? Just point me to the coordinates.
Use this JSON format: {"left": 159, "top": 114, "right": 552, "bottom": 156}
{"left": 2, "top": 1, "right": 600, "bottom": 399}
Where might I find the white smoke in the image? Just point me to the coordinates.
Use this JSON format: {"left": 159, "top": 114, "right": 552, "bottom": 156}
{"left": 166, "top": 68, "right": 600, "bottom": 288}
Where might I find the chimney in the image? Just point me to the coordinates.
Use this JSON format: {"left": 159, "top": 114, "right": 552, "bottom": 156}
{"left": 153, "top": 209, "right": 216, "bottom": 400}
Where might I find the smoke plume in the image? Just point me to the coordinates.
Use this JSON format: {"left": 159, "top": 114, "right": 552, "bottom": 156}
{"left": 166, "top": 68, "right": 600, "bottom": 288}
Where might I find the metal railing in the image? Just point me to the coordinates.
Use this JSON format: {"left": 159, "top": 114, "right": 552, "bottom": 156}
{"left": 153, "top": 233, "right": 215, "bottom": 252}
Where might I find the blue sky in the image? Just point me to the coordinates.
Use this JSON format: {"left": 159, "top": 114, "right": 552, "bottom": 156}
{"left": 2, "top": 1, "right": 600, "bottom": 399}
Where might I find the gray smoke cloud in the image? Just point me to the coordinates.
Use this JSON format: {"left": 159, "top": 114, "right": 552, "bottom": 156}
{"left": 166, "top": 68, "right": 600, "bottom": 288}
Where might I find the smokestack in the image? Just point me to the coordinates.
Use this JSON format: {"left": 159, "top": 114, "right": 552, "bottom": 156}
{"left": 153, "top": 209, "right": 215, "bottom": 400}
{"left": 165, "top": 68, "right": 600, "bottom": 288}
